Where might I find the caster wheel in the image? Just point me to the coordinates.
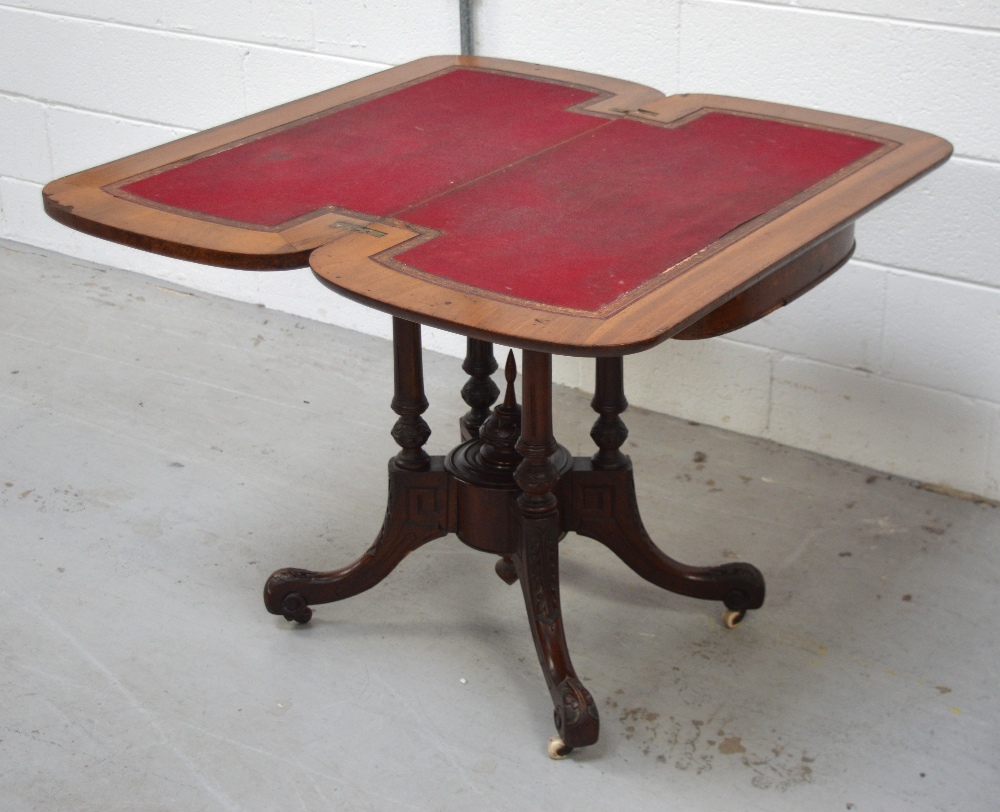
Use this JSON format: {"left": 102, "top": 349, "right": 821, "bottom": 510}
{"left": 548, "top": 736, "right": 573, "bottom": 760}
{"left": 722, "top": 608, "right": 745, "bottom": 629}
{"left": 284, "top": 606, "right": 312, "bottom": 624}
{"left": 281, "top": 593, "right": 312, "bottom": 624}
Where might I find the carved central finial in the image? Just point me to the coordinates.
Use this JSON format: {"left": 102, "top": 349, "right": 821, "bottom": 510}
{"left": 503, "top": 350, "right": 517, "bottom": 408}
{"left": 478, "top": 350, "right": 522, "bottom": 469}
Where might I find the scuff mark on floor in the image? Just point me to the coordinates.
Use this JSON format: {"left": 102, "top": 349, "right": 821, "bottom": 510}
{"left": 615, "top": 706, "right": 817, "bottom": 791}
{"left": 719, "top": 736, "right": 746, "bottom": 755}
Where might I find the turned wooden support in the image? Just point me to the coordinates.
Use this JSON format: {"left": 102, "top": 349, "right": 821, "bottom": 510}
{"left": 591, "top": 357, "right": 629, "bottom": 471}
{"left": 513, "top": 350, "right": 599, "bottom": 750}
{"left": 262, "top": 460, "right": 452, "bottom": 621}
{"left": 514, "top": 351, "right": 559, "bottom": 514}
{"left": 565, "top": 460, "right": 766, "bottom": 613}
{"left": 459, "top": 337, "right": 500, "bottom": 441}
{"left": 391, "top": 318, "right": 431, "bottom": 471}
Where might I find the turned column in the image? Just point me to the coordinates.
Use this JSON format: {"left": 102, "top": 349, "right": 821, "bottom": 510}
{"left": 590, "top": 356, "right": 629, "bottom": 470}
{"left": 513, "top": 350, "right": 598, "bottom": 754}
{"left": 391, "top": 318, "right": 431, "bottom": 471}
{"left": 515, "top": 351, "right": 559, "bottom": 516}
{"left": 459, "top": 337, "right": 500, "bottom": 441}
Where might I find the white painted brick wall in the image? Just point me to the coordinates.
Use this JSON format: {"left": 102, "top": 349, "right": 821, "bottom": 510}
{"left": 882, "top": 272, "right": 1000, "bottom": 403}
{"left": 0, "top": 94, "right": 51, "bottom": 181}
{"left": 989, "top": 412, "right": 1000, "bottom": 496}
{"left": 0, "top": 10, "right": 245, "bottom": 128}
{"left": 751, "top": 0, "right": 1000, "bottom": 30}
{"left": 475, "top": 0, "right": 682, "bottom": 92}
{"left": 2, "top": 0, "right": 998, "bottom": 498}
{"left": 769, "top": 357, "right": 996, "bottom": 496}
{"left": 855, "top": 157, "right": 1000, "bottom": 288}
{"left": 312, "top": 1, "right": 460, "bottom": 64}
{"left": 728, "top": 259, "right": 886, "bottom": 371}
{"left": 242, "top": 46, "right": 381, "bottom": 112}
{"left": 680, "top": 1, "right": 1000, "bottom": 161}
{"left": 625, "top": 338, "right": 774, "bottom": 436}
{"left": 47, "top": 107, "right": 194, "bottom": 178}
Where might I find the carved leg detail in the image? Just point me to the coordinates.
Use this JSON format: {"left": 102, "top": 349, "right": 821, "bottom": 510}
{"left": 264, "top": 318, "right": 450, "bottom": 622}
{"left": 264, "top": 462, "right": 451, "bottom": 621}
{"left": 567, "top": 461, "right": 765, "bottom": 613}
{"left": 580, "top": 356, "right": 764, "bottom": 613}
{"left": 512, "top": 517, "right": 599, "bottom": 749}
{"left": 514, "top": 351, "right": 599, "bottom": 752}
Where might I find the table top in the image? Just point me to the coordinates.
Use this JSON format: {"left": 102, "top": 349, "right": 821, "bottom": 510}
{"left": 43, "top": 55, "right": 951, "bottom": 356}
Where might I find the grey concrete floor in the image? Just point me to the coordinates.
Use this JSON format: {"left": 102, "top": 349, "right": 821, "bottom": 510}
{"left": 2, "top": 239, "right": 998, "bottom": 811}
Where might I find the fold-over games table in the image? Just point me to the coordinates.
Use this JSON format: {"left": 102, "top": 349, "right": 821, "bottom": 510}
{"left": 43, "top": 55, "right": 951, "bottom": 757}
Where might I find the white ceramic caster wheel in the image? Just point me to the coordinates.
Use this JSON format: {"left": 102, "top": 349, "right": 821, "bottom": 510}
{"left": 722, "top": 608, "right": 746, "bottom": 629}
{"left": 548, "top": 736, "right": 573, "bottom": 759}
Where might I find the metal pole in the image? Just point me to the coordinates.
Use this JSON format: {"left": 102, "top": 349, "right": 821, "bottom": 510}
{"left": 459, "top": 0, "right": 474, "bottom": 56}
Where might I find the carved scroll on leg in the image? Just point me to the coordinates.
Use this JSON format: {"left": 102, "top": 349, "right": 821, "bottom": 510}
{"left": 568, "top": 460, "right": 765, "bottom": 613}
{"left": 264, "top": 461, "right": 451, "bottom": 621}
{"left": 512, "top": 350, "right": 599, "bottom": 750}
{"left": 512, "top": 513, "right": 599, "bottom": 749}
{"left": 264, "top": 317, "right": 448, "bottom": 622}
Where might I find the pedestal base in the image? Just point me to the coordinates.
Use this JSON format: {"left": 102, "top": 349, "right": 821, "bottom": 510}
{"left": 264, "top": 450, "right": 764, "bottom": 754}
{"left": 263, "top": 327, "right": 765, "bottom": 757}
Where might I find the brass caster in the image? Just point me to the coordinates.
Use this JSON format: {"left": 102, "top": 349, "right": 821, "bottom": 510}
{"left": 548, "top": 735, "right": 573, "bottom": 760}
{"left": 722, "top": 608, "right": 745, "bottom": 629}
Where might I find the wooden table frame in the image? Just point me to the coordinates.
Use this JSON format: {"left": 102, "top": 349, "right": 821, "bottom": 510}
{"left": 44, "top": 56, "right": 950, "bottom": 356}
{"left": 264, "top": 327, "right": 765, "bottom": 755}
{"left": 41, "top": 55, "right": 951, "bottom": 758}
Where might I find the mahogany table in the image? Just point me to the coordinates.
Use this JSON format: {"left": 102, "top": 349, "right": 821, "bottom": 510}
{"left": 43, "top": 55, "right": 951, "bottom": 758}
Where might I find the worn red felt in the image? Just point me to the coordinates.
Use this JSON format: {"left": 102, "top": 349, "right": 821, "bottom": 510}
{"left": 121, "top": 70, "right": 605, "bottom": 225}
{"left": 397, "top": 112, "right": 880, "bottom": 311}
{"left": 121, "top": 68, "right": 882, "bottom": 312}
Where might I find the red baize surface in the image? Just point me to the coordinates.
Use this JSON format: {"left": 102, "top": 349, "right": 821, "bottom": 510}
{"left": 122, "top": 70, "right": 605, "bottom": 225}
{"left": 397, "top": 112, "right": 881, "bottom": 310}
{"left": 122, "top": 68, "right": 881, "bottom": 312}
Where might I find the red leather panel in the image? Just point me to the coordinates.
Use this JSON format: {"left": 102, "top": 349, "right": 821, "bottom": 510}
{"left": 122, "top": 69, "right": 605, "bottom": 225}
{"left": 122, "top": 68, "right": 881, "bottom": 311}
{"left": 398, "top": 112, "right": 881, "bottom": 311}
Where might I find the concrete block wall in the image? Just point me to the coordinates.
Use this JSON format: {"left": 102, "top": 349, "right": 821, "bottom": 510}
{"left": 2, "top": 1, "right": 998, "bottom": 498}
